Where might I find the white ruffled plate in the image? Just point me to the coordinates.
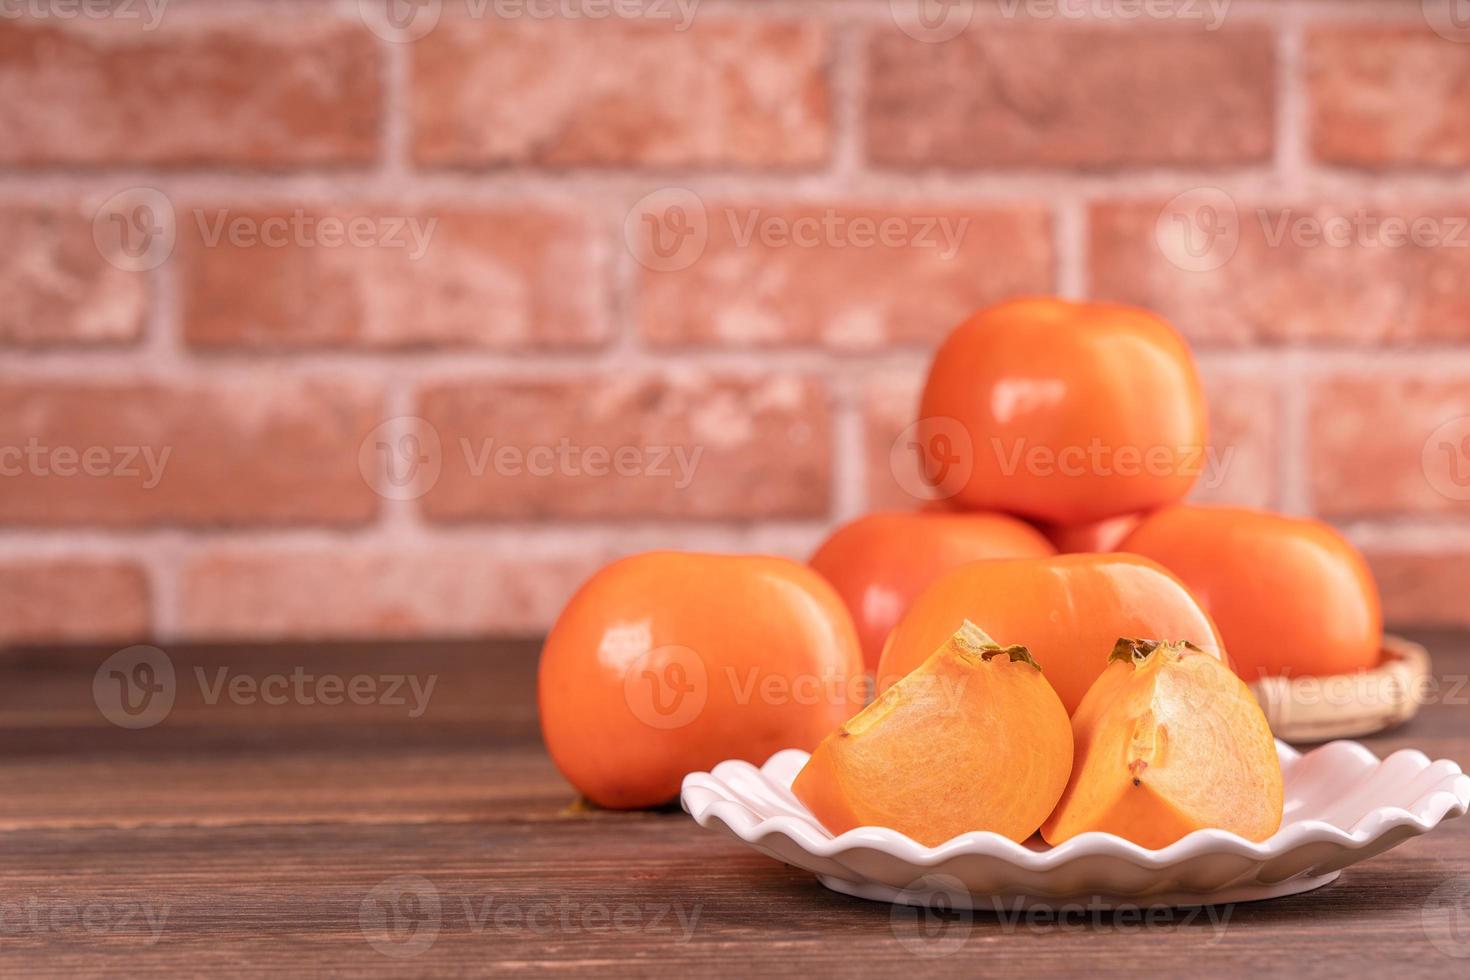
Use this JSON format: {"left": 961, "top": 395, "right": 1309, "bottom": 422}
{"left": 681, "top": 740, "right": 1470, "bottom": 909}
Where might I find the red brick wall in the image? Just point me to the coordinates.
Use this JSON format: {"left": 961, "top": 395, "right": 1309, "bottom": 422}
{"left": 2, "top": 0, "right": 1468, "bottom": 644}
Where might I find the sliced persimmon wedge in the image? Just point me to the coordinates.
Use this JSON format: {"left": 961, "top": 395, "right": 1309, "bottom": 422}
{"left": 1042, "top": 638, "right": 1284, "bottom": 849}
{"left": 791, "top": 620, "right": 1072, "bottom": 846}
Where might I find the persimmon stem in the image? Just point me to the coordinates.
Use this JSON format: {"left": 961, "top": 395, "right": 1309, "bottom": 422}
{"left": 1109, "top": 637, "right": 1203, "bottom": 667}
{"left": 952, "top": 620, "right": 1043, "bottom": 672}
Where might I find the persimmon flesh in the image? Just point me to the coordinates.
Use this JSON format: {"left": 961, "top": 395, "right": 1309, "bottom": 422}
{"left": 792, "top": 621, "right": 1073, "bottom": 846}
{"left": 1042, "top": 639, "right": 1284, "bottom": 849}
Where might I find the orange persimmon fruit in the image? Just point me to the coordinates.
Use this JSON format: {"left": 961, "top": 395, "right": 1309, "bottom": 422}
{"left": 1119, "top": 505, "right": 1383, "bottom": 680}
{"left": 792, "top": 621, "right": 1072, "bottom": 846}
{"left": 917, "top": 297, "right": 1207, "bottom": 525}
{"left": 539, "top": 552, "right": 864, "bottom": 809}
{"left": 809, "top": 510, "right": 1055, "bottom": 673}
{"left": 877, "top": 553, "right": 1222, "bottom": 715}
{"left": 1042, "top": 638, "right": 1283, "bottom": 848}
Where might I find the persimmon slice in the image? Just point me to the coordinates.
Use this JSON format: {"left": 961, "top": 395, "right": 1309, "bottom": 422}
{"left": 792, "top": 621, "right": 1072, "bottom": 846}
{"left": 1042, "top": 638, "right": 1284, "bottom": 848}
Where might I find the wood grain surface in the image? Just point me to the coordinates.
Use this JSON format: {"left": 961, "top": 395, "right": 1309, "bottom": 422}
{"left": 1, "top": 632, "right": 1467, "bottom": 977}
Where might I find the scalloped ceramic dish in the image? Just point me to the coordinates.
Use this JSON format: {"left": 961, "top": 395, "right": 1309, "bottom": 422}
{"left": 681, "top": 740, "right": 1469, "bottom": 909}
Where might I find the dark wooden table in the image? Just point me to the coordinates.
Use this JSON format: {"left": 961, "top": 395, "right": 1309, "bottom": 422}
{"left": 1, "top": 631, "right": 1467, "bottom": 977}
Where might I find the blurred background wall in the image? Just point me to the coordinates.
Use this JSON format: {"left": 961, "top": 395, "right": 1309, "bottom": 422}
{"left": 0, "top": 0, "right": 1467, "bottom": 646}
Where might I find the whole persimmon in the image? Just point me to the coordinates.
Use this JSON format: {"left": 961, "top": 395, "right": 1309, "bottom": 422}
{"left": 809, "top": 511, "right": 1055, "bottom": 672}
{"left": 539, "top": 552, "right": 864, "bottom": 809}
{"left": 917, "top": 297, "right": 1207, "bottom": 524}
{"left": 877, "top": 553, "right": 1221, "bottom": 715}
{"left": 1038, "top": 513, "right": 1144, "bottom": 554}
{"left": 1118, "top": 505, "right": 1383, "bottom": 680}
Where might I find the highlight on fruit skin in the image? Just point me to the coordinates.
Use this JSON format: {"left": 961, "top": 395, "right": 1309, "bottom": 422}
{"left": 792, "top": 620, "right": 1073, "bottom": 847}
{"left": 1042, "top": 637, "right": 1284, "bottom": 850}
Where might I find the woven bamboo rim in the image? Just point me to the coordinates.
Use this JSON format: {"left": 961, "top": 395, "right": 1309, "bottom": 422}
{"left": 1248, "top": 634, "right": 1431, "bottom": 743}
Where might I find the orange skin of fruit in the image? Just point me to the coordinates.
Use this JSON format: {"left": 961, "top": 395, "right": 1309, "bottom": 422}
{"left": 1038, "top": 512, "right": 1144, "bottom": 554}
{"left": 877, "top": 554, "right": 1222, "bottom": 715}
{"left": 918, "top": 297, "right": 1208, "bottom": 525}
{"left": 1042, "top": 640, "right": 1284, "bottom": 848}
{"left": 1118, "top": 504, "right": 1384, "bottom": 680}
{"left": 793, "top": 623, "right": 1072, "bottom": 846}
{"left": 809, "top": 511, "right": 1056, "bottom": 673}
{"left": 538, "top": 552, "right": 864, "bottom": 810}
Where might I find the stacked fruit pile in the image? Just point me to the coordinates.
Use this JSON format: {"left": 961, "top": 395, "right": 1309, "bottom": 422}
{"left": 539, "top": 298, "right": 1384, "bottom": 848}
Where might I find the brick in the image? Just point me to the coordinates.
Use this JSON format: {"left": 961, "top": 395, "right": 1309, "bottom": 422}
{"left": 637, "top": 204, "right": 1052, "bottom": 349}
{"left": 411, "top": 18, "right": 829, "bottom": 168}
{"left": 180, "top": 207, "right": 606, "bottom": 350}
{"left": 0, "top": 17, "right": 378, "bottom": 167}
{"left": 1, "top": 205, "right": 145, "bottom": 346}
{"left": 866, "top": 27, "right": 1272, "bottom": 169}
{"left": 863, "top": 369, "right": 926, "bottom": 512}
{"left": 0, "top": 559, "right": 149, "bottom": 645}
{"left": 180, "top": 549, "right": 608, "bottom": 640}
{"left": 1090, "top": 200, "right": 1470, "bottom": 346}
{"left": 1365, "top": 552, "right": 1470, "bottom": 628}
{"left": 417, "top": 374, "right": 830, "bottom": 520}
{"left": 1190, "top": 370, "right": 1278, "bottom": 510}
{"left": 0, "top": 379, "right": 380, "bottom": 526}
{"left": 1308, "top": 27, "right": 1470, "bottom": 168}
{"left": 1309, "top": 377, "right": 1470, "bottom": 518}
